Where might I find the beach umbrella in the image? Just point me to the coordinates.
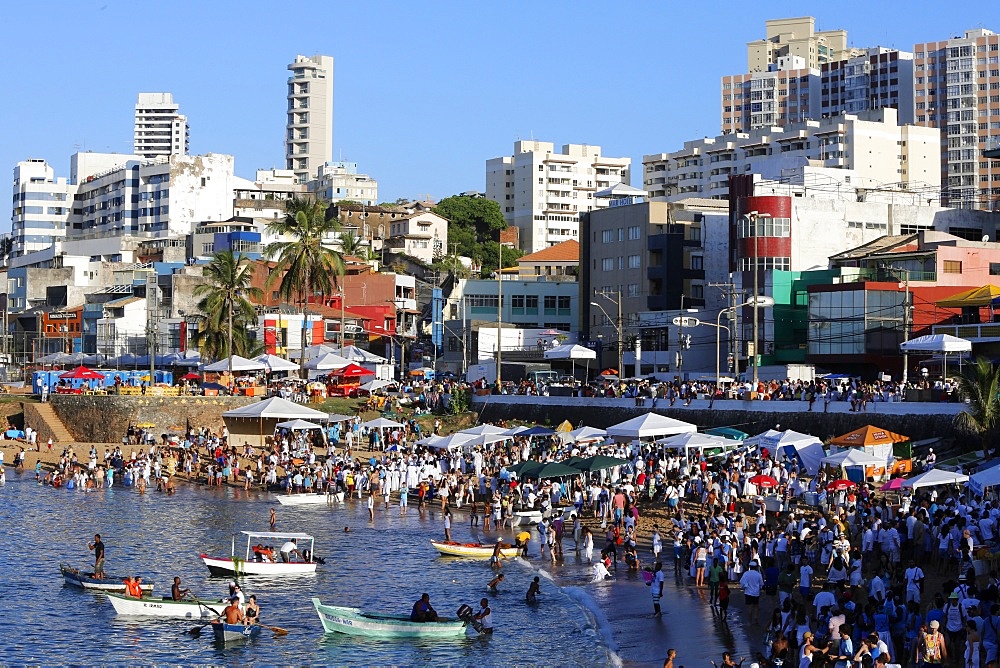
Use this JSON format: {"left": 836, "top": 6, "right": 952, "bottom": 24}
{"left": 749, "top": 474, "right": 779, "bottom": 489}
{"left": 826, "top": 479, "right": 856, "bottom": 492}
{"left": 181, "top": 372, "right": 201, "bottom": 381}
{"left": 600, "top": 368, "right": 619, "bottom": 376}
{"left": 532, "top": 462, "right": 584, "bottom": 479}
{"left": 880, "top": 478, "right": 906, "bottom": 492}
{"left": 572, "top": 455, "right": 629, "bottom": 473}
{"left": 59, "top": 366, "right": 106, "bottom": 380}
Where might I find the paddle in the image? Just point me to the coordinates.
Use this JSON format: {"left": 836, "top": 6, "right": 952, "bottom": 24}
{"left": 266, "top": 625, "right": 288, "bottom": 636}
{"left": 187, "top": 600, "right": 225, "bottom": 635}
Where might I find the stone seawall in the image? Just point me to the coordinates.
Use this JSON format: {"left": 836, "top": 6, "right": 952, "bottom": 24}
{"left": 474, "top": 396, "right": 962, "bottom": 443}
{"left": 49, "top": 395, "right": 258, "bottom": 443}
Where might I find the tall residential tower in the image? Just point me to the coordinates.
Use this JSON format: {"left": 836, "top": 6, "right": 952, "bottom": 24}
{"left": 133, "top": 93, "right": 189, "bottom": 159}
{"left": 286, "top": 54, "right": 334, "bottom": 183}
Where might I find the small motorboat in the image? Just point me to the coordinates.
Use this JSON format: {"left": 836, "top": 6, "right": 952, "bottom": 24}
{"left": 201, "top": 531, "right": 319, "bottom": 576}
{"left": 429, "top": 540, "right": 520, "bottom": 559}
{"left": 60, "top": 565, "right": 155, "bottom": 593}
{"left": 275, "top": 493, "right": 330, "bottom": 506}
{"left": 512, "top": 510, "right": 543, "bottom": 526}
{"left": 107, "top": 593, "right": 223, "bottom": 618}
{"left": 211, "top": 621, "right": 262, "bottom": 643}
{"left": 312, "top": 598, "right": 469, "bottom": 638}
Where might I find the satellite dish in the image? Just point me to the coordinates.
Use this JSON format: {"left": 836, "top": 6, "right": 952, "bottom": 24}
{"left": 983, "top": 235, "right": 990, "bottom": 243}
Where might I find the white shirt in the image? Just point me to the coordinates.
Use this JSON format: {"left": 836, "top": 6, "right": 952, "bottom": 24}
{"left": 740, "top": 569, "right": 764, "bottom": 596}
{"left": 279, "top": 541, "right": 296, "bottom": 554}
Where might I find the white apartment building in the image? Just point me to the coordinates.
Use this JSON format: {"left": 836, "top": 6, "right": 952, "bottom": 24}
{"left": 286, "top": 54, "right": 334, "bottom": 183}
{"left": 233, "top": 169, "right": 306, "bottom": 220}
{"left": 11, "top": 159, "right": 76, "bottom": 257}
{"left": 914, "top": 28, "right": 1000, "bottom": 209}
{"left": 70, "top": 153, "right": 238, "bottom": 239}
{"left": 307, "top": 161, "right": 378, "bottom": 205}
{"left": 644, "top": 108, "right": 941, "bottom": 202}
{"left": 385, "top": 211, "right": 448, "bottom": 263}
{"left": 134, "top": 93, "right": 189, "bottom": 159}
{"left": 486, "top": 140, "right": 631, "bottom": 253}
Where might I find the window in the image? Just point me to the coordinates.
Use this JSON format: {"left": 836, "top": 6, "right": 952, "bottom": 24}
{"left": 601, "top": 230, "right": 613, "bottom": 243}
{"left": 448, "top": 336, "right": 458, "bottom": 352}
{"left": 691, "top": 284, "right": 704, "bottom": 299}
{"left": 557, "top": 296, "right": 571, "bottom": 313}
{"left": 601, "top": 258, "right": 614, "bottom": 271}
{"left": 628, "top": 254, "right": 641, "bottom": 269}
{"left": 628, "top": 225, "right": 641, "bottom": 240}
{"left": 544, "top": 295, "right": 557, "bottom": 313}
{"left": 690, "top": 255, "right": 704, "bottom": 270}
{"left": 943, "top": 260, "right": 963, "bottom": 274}
{"left": 627, "top": 284, "right": 640, "bottom": 298}
{"left": 618, "top": 228, "right": 625, "bottom": 241}
{"left": 989, "top": 263, "right": 1000, "bottom": 276}
{"left": 467, "top": 294, "right": 499, "bottom": 310}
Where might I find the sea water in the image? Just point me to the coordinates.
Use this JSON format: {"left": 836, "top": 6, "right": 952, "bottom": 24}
{"left": 0, "top": 474, "right": 616, "bottom": 666}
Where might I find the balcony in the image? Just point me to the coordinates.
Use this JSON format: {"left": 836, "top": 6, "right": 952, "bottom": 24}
{"left": 932, "top": 323, "right": 1000, "bottom": 342}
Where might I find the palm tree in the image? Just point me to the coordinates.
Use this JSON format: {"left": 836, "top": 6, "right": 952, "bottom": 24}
{"left": 265, "top": 197, "right": 346, "bottom": 376}
{"left": 193, "top": 250, "right": 262, "bottom": 377}
{"left": 954, "top": 356, "right": 1000, "bottom": 450}
{"left": 339, "top": 230, "right": 366, "bottom": 257}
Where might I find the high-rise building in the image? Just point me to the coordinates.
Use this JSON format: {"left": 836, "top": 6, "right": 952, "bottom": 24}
{"left": 133, "top": 93, "right": 189, "bottom": 159}
{"left": 746, "top": 17, "right": 853, "bottom": 74}
{"left": 485, "top": 141, "right": 631, "bottom": 253}
{"left": 10, "top": 159, "right": 76, "bottom": 257}
{"left": 821, "top": 48, "right": 915, "bottom": 123}
{"left": 722, "top": 56, "right": 821, "bottom": 133}
{"left": 286, "top": 54, "right": 334, "bottom": 183}
{"left": 913, "top": 29, "right": 1000, "bottom": 209}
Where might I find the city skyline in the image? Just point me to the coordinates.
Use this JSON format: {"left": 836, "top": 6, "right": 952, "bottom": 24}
{"left": 1, "top": 1, "right": 992, "bottom": 232}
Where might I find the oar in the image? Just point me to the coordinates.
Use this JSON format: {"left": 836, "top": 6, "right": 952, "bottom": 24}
{"left": 187, "top": 619, "right": 216, "bottom": 636}
{"left": 265, "top": 625, "right": 288, "bottom": 636}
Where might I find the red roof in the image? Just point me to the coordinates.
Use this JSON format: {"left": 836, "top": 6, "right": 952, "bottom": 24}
{"left": 518, "top": 239, "right": 580, "bottom": 263}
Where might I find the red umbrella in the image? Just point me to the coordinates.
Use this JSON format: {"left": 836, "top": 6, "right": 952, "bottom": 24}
{"left": 600, "top": 368, "right": 619, "bottom": 376}
{"left": 181, "top": 372, "right": 201, "bottom": 381}
{"left": 880, "top": 478, "right": 905, "bottom": 492}
{"left": 826, "top": 479, "right": 856, "bottom": 492}
{"left": 749, "top": 474, "right": 779, "bottom": 489}
{"left": 58, "top": 366, "right": 105, "bottom": 380}
{"left": 334, "top": 363, "right": 375, "bottom": 378}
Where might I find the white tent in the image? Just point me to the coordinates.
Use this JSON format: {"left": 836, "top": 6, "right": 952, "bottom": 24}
{"left": 543, "top": 344, "right": 597, "bottom": 360}
{"left": 606, "top": 413, "right": 697, "bottom": 439}
{"left": 276, "top": 419, "right": 323, "bottom": 430}
{"left": 761, "top": 430, "right": 826, "bottom": 476}
{"left": 254, "top": 354, "right": 300, "bottom": 372}
{"left": 656, "top": 432, "right": 741, "bottom": 456}
{"left": 562, "top": 426, "right": 608, "bottom": 444}
{"left": 425, "top": 432, "right": 476, "bottom": 452}
{"left": 361, "top": 417, "right": 405, "bottom": 430}
{"left": 204, "top": 355, "right": 268, "bottom": 372}
{"left": 821, "top": 449, "right": 887, "bottom": 468}
{"left": 463, "top": 433, "right": 514, "bottom": 449}
{"left": 903, "top": 468, "right": 969, "bottom": 488}
{"left": 900, "top": 334, "right": 973, "bottom": 353}
{"left": 969, "top": 464, "right": 1000, "bottom": 495}
{"left": 744, "top": 429, "right": 783, "bottom": 449}
{"left": 288, "top": 344, "right": 340, "bottom": 360}
{"left": 359, "top": 379, "right": 393, "bottom": 392}
{"left": 337, "top": 345, "right": 388, "bottom": 364}
{"left": 222, "top": 397, "right": 328, "bottom": 447}
{"left": 416, "top": 433, "right": 445, "bottom": 447}
{"left": 327, "top": 413, "right": 355, "bottom": 423}
{"left": 459, "top": 424, "right": 509, "bottom": 436}
{"left": 304, "top": 353, "right": 351, "bottom": 371}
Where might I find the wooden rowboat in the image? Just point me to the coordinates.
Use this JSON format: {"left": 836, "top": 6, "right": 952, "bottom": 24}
{"left": 211, "top": 621, "right": 262, "bottom": 643}
{"left": 275, "top": 493, "right": 330, "bottom": 506}
{"left": 60, "top": 565, "right": 155, "bottom": 593}
{"left": 312, "top": 598, "right": 468, "bottom": 638}
{"left": 107, "top": 593, "right": 223, "bottom": 618}
{"left": 429, "top": 540, "right": 520, "bottom": 559}
{"left": 512, "top": 510, "right": 543, "bottom": 526}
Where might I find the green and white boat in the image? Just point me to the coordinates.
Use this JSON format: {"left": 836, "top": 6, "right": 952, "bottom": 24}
{"left": 312, "top": 598, "right": 469, "bottom": 638}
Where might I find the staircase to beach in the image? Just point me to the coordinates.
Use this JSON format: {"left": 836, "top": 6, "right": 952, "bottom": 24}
{"left": 23, "top": 401, "right": 75, "bottom": 444}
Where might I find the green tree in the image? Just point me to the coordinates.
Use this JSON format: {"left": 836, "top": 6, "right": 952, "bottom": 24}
{"left": 339, "top": 230, "right": 366, "bottom": 257}
{"left": 478, "top": 241, "right": 523, "bottom": 276}
{"left": 955, "top": 356, "right": 1000, "bottom": 450}
{"left": 192, "top": 250, "right": 262, "bottom": 375}
{"left": 265, "top": 197, "right": 346, "bottom": 377}
{"left": 434, "top": 196, "right": 506, "bottom": 241}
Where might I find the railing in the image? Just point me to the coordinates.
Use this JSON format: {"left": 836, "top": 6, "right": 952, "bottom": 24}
{"left": 933, "top": 323, "right": 1000, "bottom": 340}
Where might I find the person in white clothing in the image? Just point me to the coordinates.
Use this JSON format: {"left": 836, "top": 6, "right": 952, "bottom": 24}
{"left": 739, "top": 560, "right": 765, "bottom": 626}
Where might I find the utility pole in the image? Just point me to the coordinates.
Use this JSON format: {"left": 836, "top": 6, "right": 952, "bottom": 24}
{"left": 902, "top": 271, "right": 910, "bottom": 385}
{"left": 593, "top": 289, "right": 624, "bottom": 375}
{"left": 339, "top": 289, "right": 347, "bottom": 352}
{"left": 495, "top": 270, "right": 502, "bottom": 390}
{"left": 678, "top": 293, "right": 685, "bottom": 375}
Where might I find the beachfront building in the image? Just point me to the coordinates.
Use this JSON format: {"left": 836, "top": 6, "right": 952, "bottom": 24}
{"left": 644, "top": 108, "right": 941, "bottom": 203}
{"left": 913, "top": 28, "right": 1000, "bottom": 209}
{"left": 133, "top": 93, "right": 189, "bottom": 159}
{"left": 286, "top": 54, "right": 335, "bottom": 183}
{"left": 11, "top": 159, "right": 76, "bottom": 257}
{"left": 485, "top": 140, "right": 631, "bottom": 253}
{"left": 307, "top": 161, "right": 378, "bottom": 206}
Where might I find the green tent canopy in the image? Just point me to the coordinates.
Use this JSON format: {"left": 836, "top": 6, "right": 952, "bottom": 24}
{"left": 571, "top": 455, "right": 629, "bottom": 473}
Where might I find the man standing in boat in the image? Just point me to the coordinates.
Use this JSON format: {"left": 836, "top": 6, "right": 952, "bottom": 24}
{"left": 89, "top": 533, "right": 105, "bottom": 579}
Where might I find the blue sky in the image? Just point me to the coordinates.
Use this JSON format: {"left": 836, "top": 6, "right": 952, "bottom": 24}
{"left": 1, "top": 1, "right": 993, "bottom": 231}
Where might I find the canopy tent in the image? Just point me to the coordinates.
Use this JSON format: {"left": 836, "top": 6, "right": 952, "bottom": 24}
{"left": 327, "top": 413, "right": 355, "bottom": 423}
{"left": 459, "top": 424, "right": 509, "bottom": 437}
{"left": 463, "top": 432, "right": 514, "bottom": 449}
{"left": 507, "top": 460, "right": 543, "bottom": 477}
{"left": 544, "top": 343, "right": 597, "bottom": 378}
{"left": 519, "top": 426, "right": 555, "bottom": 437}
{"left": 900, "top": 334, "right": 972, "bottom": 380}
{"left": 656, "top": 432, "right": 741, "bottom": 457}
{"left": 336, "top": 345, "right": 388, "bottom": 364}
{"left": 761, "top": 430, "right": 826, "bottom": 476}
{"left": 606, "top": 413, "right": 697, "bottom": 439}
{"left": 203, "top": 355, "right": 268, "bottom": 373}
{"left": 504, "top": 425, "right": 532, "bottom": 436}
{"left": 555, "top": 420, "right": 574, "bottom": 433}
{"left": 563, "top": 426, "right": 608, "bottom": 444}
{"left": 416, "top": 434, "right": 445, "bottom": 447}
{"left": 969, "top": 464, "right": 1000, "bottom": 495}
{"left": 222, "top": 396, "right": 328, "bottom": 447}
{"left": 358, "top": 378, "right": 393, "bottom": 392}
{"left": 275, "top": 419, "right": 323, "bottom": 430}
{"left": 254, "top": 354, "right": 299, "bottom": 372}
{"left": 304, "top": 353, "right": 352, "bottom": 371}
{"left": 743, "top": 429, "right": 783, "bottom": 449}
{"left": 424, "top": 432, "right": 476, "bottom": 452}
{"left": 705, "top": 426, "right": 748, "bottom": 441}
{"left": 532, "top": 462, "right": 584, "bottom": 479}
{"left": 361, "top": 417, "right": 405, "bottom": 430}
{"left": 333, "top": 363, "right": 376, "bottom": 378}
{"left": 935, "top": 284, "right": 1000, "bottom": 309}
{"left": 287, "top": 344, "right": 339, "bottom": 360}
{"left": 821, "top": 448, "right": 886, "bottom": 468}
{"left": 570, "top": 455, "right": 629, "bottom": 473}
{"left": 903, "top": 468, "right": 969, "bottom": 489}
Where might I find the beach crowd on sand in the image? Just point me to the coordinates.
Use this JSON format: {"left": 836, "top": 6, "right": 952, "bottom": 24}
{"left": 11, "top": 405, "right": 1000, "bottom": 668}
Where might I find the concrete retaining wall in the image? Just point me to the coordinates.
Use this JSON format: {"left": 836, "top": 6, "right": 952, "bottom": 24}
{"left": 473, "top": 395, "right": 963, "bottom": 443}
{"left": 49, "top": 395, "right": 259, "bottom": 443}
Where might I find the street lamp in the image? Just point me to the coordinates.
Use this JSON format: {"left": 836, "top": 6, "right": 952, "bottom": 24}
{"left": 591, "top": 290, "right": 623, "bottom": 374}
{"left": 716, "top": 296, "right": 774, "bottom": 386}
{"left": 743, "top": 210, "right": 772, "bottom": 394}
